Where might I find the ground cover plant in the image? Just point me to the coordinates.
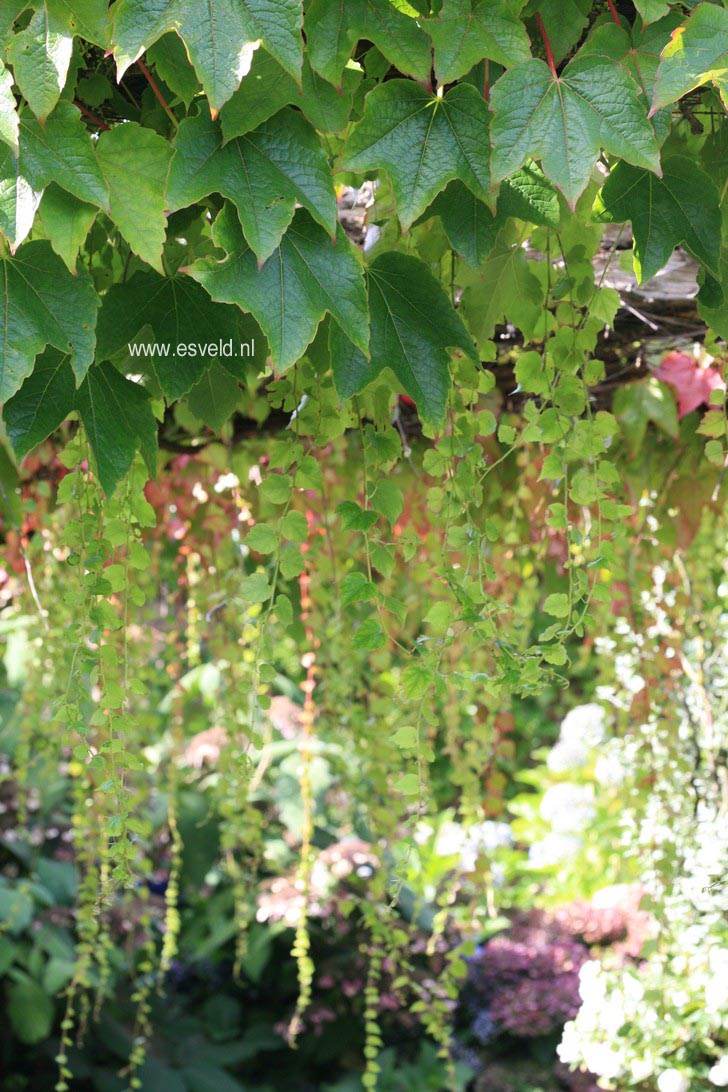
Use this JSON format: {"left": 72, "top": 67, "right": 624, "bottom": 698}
{"left": 0, "top": 0, "right": 727, "bottom": 1089}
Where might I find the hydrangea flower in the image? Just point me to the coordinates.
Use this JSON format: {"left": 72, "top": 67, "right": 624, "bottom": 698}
{"left": 540, "top": 783, "right": 595, "bottom": 833}
{"left": 710, "top": 1057, "right": 728, "bottom": 1087}
{"left": 657, "top": 1069, "right": 689, "bottom": 1092}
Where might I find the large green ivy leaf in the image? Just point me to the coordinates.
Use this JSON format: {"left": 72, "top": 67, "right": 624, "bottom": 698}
{"left": 580, "top": 15, "right": 683, "bottom": 142}
{"left": 0, "top": 240, "right": 99, "bottom": 400}
{"left": 111, "top": 0, "right": 303, "bottom": 113}
{"left": 38, "top": 185, "right": 97, "bottom": 271}
{"left": 329, "top": 251, "right": 478, "bottom": 425}
{"left": 304, "top": 0, "right": 431, "bottom": 87}
{"left": 188, "top": 204, "right": 368, "bottom": 371}
{"left": 4, "top": 352, "right": 157, "bottom": 492}
{"left": 425, "top": 0, "right": 531, "bottom": 84}
{"left": 652, "top": 3, "right": 728, "bottom": 111}
{"left": 6, "top": 4, "right": 73, "bottom": 121}
{"left": 342, "top": 81, "right": 491, "bottom": 229}
{"left": 0, "top": 144, "right": 42, "bottom": 250}
{"left": 0, "top": 59, "right": 19, "bottom": 155}
{"left": 95, "top": 270, "right": 258, "bottom": 400}
{"left": 2, "top": 348, "right": 77, "bottom": 458}
{"left": 95, "top": 122, "right": 172, "bottom": 272}
{"left": 18, "top": 101, "right": 109, "bottom": 210}
{"left": 490, "top": 54, "right": 661, "bottom": 207}
{"left": 75, "top": 361, "right": 158, "bottom": 494}
{"left": 593, "top": 156, "right": 721, "bottom": 283}
{"left": 220, "top": 50, "right": 361, "bottom": 139}
{"left": 168, "top": 105, "right": 335, "bottom": 263}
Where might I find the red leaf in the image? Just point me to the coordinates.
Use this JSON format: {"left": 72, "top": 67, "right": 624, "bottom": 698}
{"left": 655, "top": 351, "right": 725, "bottom": 418}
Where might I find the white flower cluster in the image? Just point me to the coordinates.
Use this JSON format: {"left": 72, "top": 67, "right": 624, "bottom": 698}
{"left": 547, "top": 702, "right": 607, "bottom": 772}
{"left": 434, "top": 818, "right": 512, "bottom": 872}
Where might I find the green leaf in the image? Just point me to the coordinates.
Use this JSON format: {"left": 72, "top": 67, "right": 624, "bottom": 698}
{"left": 38, "top": 184, "right": 97, "bottom": 271}
{"left": 169, "top": 105, "right": 336, "bottom": 263}
{"left": 529, "top": 0, "right": 591, "bottom": 64}
{"left": 3, "top": 349, "right": 76, "bottom": 458}
{"left": 240, "top": 571, "right": 272, "bottom": 603}
{"left": 18, "top": 100, "right": 109, "bottom": 210}
{"left": 95, "top": 122, "right": 172, "bottom": 272}
{"left": 331, "top": 251, "right": 478, "bottom": 425}
{"left": 7, "top": 4, "right": 73, "bottom": 121}
{"left": 460, "top": 240, "right": 543, "bottom": 345}
{"left": 0, "top": 58, "right": 19, "bottom": 155}
{"left": 490, "top": 53, "right": 661, "bottom": 207}
{"left": 0, "top": 240, "right": 99, "bottom": 399}
{"left": 245, "top": 523, "right": 279, "bottom": 554}
{"left": 145, "top": 33, "right": 200, "bottom": 105}
{"left": 111, "top": 0, "right": 303, "bottom": 113}
{"left": 593, "top": 156, "right": 721, "bottom": 283}
{"left": 498, "top": 162, "right": 561, "bottom": 226}
{"left": 651, "top": 2, "right": 728, "bottom": 112}
{"left": 75, "top": 362, "right": 158, "bottom": 494}
{"left": 634, "top": 0, "right": 671, "bottom": 23}
{"left": 543, "top": 592, "right": 569, "bottom": 618}
{"left": 95, "top": 271, "right": 250, "bottom": 400}
{"left": 613, "top": 377, "right": 679, "bottom": 454}
{"left": 220, "top": 50, "right": 361, "bottom": 139}
{"left": 188, "top": 204, "right": 368, "bottom": 372}
{"left": 305, "top": 0, "right": 431, "bottom": 87}
{"left": 351, "top": 617, "right": 385, "bottom": 650}
{"left": 418, "top": 165, "right": 559, "bottom": 268}
{"left": 341, "top": 571, "right": 376, "bottom": 605}
{"left": 0, "top": 143, "right": 42, "bottom": 250}
{"left": 419, "top": 182, "right": 500, "bottom": 268}
{"left": 425, "top": 0, "right": 531, "bottom": 84}
{"left": 579, "top": 15, "right": 683, "bottom": 142}
{"left": 338, "top": 501, "right": 378, "bottom": 531}
{"left": 7, "top": 976, "right": 54, "bottom": 1044}
{"left": 342, "top": 80, "right": 491, "bottom": 229}
{"left": 187, "top": 362, "right": 240, "bottom": 430}
{"left": 370, "top": 479, "right": 403, "bottom": 525}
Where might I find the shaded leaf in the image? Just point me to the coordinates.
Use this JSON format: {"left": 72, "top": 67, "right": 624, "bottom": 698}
{"left": 220, "top": 50, "right": 361, "bottom": 139}
{"left": 95, "top": 271, "right": 254, "bottom": 400}
{"left": 305, "top": 0, "right": 430, "bottom": 87}
{"left": 0, "top": 240, "right": 99, "bottom": 399}
{"left": 188, "top": 204, "right": 368, "bottom": 371}
{"left": 75, "top": 361, "right": 158, "bottom": 494}
{"left": 112, "top": 0, "right": 303, "bottom": 113}
{"left": 593, "top": 156, "right": 721, "bottom": 283}
{"left": 187, "top": 361, "right": 241, "bottom": 430}
{"left": 331, "top": 251, "right": 478, "bottom": 425}
{"left": 168, "top": 105, "right": 335, "bottom": 263}
{"left": 2, "top": 349, "right": 76, "bottom": 458}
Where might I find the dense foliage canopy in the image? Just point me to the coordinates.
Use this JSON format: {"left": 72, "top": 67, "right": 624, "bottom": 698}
{"left": 0, "top": 1, "right": 727, "bottom": 1090}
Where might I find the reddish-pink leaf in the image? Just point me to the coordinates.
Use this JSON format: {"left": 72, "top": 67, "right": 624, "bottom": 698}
{"left": 655, "top": 351, "right": 725, "bottom": 418}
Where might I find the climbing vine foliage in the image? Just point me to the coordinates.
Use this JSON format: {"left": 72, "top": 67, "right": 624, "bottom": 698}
{"left": 1, "top": 0, "right": 728, "bottom": 1088}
